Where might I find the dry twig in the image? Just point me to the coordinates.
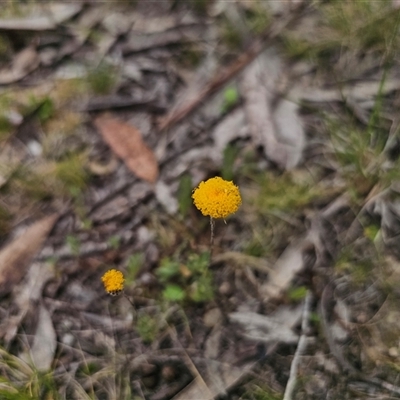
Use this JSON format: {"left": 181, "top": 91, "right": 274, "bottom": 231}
{"left": 283, "top": 290, "right": 313, "bottom": 400}
{"left": 158, "top": 6, "right": 306, "bottom": 131}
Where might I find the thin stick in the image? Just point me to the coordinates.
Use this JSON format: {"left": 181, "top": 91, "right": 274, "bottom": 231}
{"left": 209, "top": 217, "right": 215, "bottom": 262}
{"left": 123, "top": 293, "right": 137, "bottom": 320}
{"left": 283, "top": 291, "right": 313, "bottom": 400}
{"left": 167, "top": 324, "right": 213, "bottom": 399}
{"left": 158, "top": 6, "right": 306, "bottom": 131}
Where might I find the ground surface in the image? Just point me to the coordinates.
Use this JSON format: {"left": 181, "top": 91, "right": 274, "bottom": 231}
{"left": 1, "top": 1, "right": 400, "bottom": 399}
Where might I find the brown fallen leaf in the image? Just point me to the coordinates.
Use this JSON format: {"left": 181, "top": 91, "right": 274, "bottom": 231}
{"left": 0, "top": 214, "right": 58, "bottom": 296}
{"left": 94, "top": 114, "right": 158, "bottom": 183}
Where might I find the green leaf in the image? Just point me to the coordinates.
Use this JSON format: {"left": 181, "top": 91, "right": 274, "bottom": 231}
{"left": 156, "top": 258, "right": 181, "bottom": 282}
{"left": 163, "top": 284, "right": 185, "bottom": 302}
{"left": 187, "top": 252, "right": 210, "bottom": 274}
{"left": 287, "top": 286, "right": 308, "bottom": 301}
{"left": 189, "top": 274, "right": 214, "bottom": 303}
{"left": 221, "top": 86, "right": 239, "bottom": 113}
{"left": 37, "top": 97, "right": 54, "bottom": 122}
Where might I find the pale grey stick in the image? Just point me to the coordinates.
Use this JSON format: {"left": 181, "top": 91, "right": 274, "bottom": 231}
{"left": 283, "top": 291, "right": 313, "bottom": 400}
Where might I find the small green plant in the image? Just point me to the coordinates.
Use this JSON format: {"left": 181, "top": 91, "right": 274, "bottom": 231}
{"left": 78, "top": 361, "right": 101, "bottom": 377}
{"left": 87, "top": 63, "right": 117, "bottom": 95}
{"left": 326, "top": 81, "right": 400, "bottom": 199}
{"left": 37, "top": 97, "right": 55, "bottom": 123}
{"left": 186, "top": 251, "right": 209, "bottom": 274}
{"left": 163, "top": 284, "right": 186, "bottom": 302}
{"left": 156, "top": 252, "right": 214, "bottom": 303}
{"left": 245, "top": 5, "right": 270, "bottom": 35}
{"left": 246, "top": 383, "right": 282, "bottom": 400}
{"left": 364, "top": 223, "right": 380, "bottom": 242}
{"left": 335, "top": 243, "right": 378, "bottom": 286}
{"left": 54, "top": 152, "right": 89, "bottom": 195}
{"left": 221, "top": 86, "right": 239, "bottom": 114}
{"left": 5, "top": 166, "right": 52, "bottom": 201}
{"left": 156, "top": 258, "right": 181, "bottom": 283}
{"left": 287, "top": 286, "right": 308, "bottom": 302}
{"left": 0, "top": 348, "right": 60, "bottom": 400}
{"left": 25, "top": 95, "right": 55, "bottom": 123}
{"left": 136, "top": 314, "right": 159, "bottom": 344}
{"left": 244, "top": 238, "right": 265, "bottom": 258}
{"left": 283, "top": 1, "right": 400, "bottom": 66}
{"left": 248, "top": 171, "right": 324, "bottom": 214}
{"left": 188, "top": 274, "right": 214, "bottom": 302}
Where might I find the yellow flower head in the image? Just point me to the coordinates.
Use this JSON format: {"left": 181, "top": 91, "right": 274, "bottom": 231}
{"left": 101, "top": 269, "right": 124, "bottom": 296}
{"left": 192, "top": 177, "right": 241, "bottom": 219}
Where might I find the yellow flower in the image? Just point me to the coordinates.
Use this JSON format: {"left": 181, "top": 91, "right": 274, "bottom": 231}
{"left": 101, "top": 269, "right": 124, "bottom": 296}
{"left": 192, "top": 177, "right": 241, "bottom": 219}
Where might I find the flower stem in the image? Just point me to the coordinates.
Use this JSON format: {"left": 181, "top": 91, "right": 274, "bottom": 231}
{"left": 210, "top": 217, "right": 215, "bottom": 262}
{"left": 123, "top": 293, "right": 137, "bottom": 319}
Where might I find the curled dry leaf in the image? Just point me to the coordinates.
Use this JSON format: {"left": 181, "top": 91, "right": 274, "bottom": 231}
{"left": 94, "top": 114, "right": 158, "bottom": 183}
{"left": 241, "top": 49, "right": 305, "bottom": 169}
{"left": 0, "top": 214, "right": 58, "bottom": 297}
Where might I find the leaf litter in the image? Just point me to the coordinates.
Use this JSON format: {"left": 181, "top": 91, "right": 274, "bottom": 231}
{"left": 1, "top": 1, "right": 400, "bottom": 399}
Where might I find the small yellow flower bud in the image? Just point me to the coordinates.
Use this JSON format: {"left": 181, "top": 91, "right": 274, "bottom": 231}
{"left": 101, "top": 269, "right": 124, "bottom": 296}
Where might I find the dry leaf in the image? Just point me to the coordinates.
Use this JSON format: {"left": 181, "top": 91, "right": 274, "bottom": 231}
{"left": 241, "top": 49, "right": 305, "bottom": 169}
{"left": 2, "top": 261, "right": 56, "bottom": 344}
{"left": 241, "top": 49, "right": 287, "bottom": 169}
{"left": 260, "top": 239, "right": 313, "bottom": 300}
{"left": 94, "top": 114, "right": 158, "bottom": 183}
{"left": 292, "top": 79, "right": 400, "bottom": 103}
{"left": 172, "top": 360, "right": 255, "bottom": 400}
{"left": 155, "top": 181, "right": 178, "bottom": 214}
{"left": 212, "top": 108, "right": 249, "bottom": 157}
{"left": 20, "top": 305, "right": 56, "bottom": 372}
{"left": 229, "top": 305, "right": 303, "bottom": 344}
{"left": 273, "top": 99, "right": 305, "bottom": 169}
{"left": 0, "top": 214, "right": 58, "bottom": 296}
